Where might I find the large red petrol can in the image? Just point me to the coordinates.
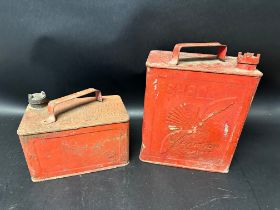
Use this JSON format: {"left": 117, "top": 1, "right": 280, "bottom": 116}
{"left": 17, "top": 88, "right": 129, "bottom": 181}
{"left": 140, "top": 42, "right": 263, "bottom": 173}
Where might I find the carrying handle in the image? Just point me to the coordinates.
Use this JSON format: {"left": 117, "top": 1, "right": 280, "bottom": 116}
{"left": 44, "top": 88, "right": 102, "bottom": 124}
{"left": 169, "top": 42, "right": 227, "bottom": 65}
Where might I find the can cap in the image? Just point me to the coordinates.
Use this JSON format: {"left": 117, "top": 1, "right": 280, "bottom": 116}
{"left": 236, "top": 52, "right": 260, "bottom": 70}
{"left": 28, "top": 91, "right": 48, "bottom": 108}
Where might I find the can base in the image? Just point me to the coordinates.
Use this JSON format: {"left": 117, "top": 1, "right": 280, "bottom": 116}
{"left": 139, "top": 156, "right": 229, "bottom": 173}
{"left": 31, "top": 161, "right": 129, "bottom": 182}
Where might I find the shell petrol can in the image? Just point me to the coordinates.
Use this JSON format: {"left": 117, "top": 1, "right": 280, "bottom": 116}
{"left": 17, "top": 88, "right": 129, "bottom": 181}
{"left": 140, "top": 42, "right": 263, "bottom": 173}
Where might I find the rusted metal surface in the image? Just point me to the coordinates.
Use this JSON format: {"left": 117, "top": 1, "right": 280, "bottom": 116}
{"left": 28, "top": 91, "right": 48, "bottom": 108}
{"left": 18, "top": 92, "right": 129, "bottom": 136}
{"left": 45, "top": 88, "right": 102, "bottom": 124}
{"left": 140, "top": 42, "right": 262, "bottom": 173}
{"left": 17, "top": 88, "right": 129, "bottom": 182}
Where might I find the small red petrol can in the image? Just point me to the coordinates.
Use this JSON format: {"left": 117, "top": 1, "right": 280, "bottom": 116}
{"left": 17, "top": 88, "right": 129, "bottom": 181}
{"left": 140, "top": 42, "right": 263, "bottom": 173}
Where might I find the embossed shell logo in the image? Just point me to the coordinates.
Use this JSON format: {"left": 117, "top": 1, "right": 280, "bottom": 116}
{"left": 160, "top": 97, "right": 236, "bottom": 154}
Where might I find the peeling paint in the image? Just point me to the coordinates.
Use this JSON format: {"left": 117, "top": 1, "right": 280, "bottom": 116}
{"left": 168, "top": 125, "right": 180, "bottom": 131}
{"left": 142, "top": 143, "right": 146, "bottom": 149}
{"left": 153, "top": 79, "right": 158, "bottom": 91}
{"left": 185, "top": 126, "right": 198, "bottom": 134}
{"left": 192, "top": 126, "right": 197, "bottom": 133}
{"left": 224, "top": 123, "right": 229, "bottom": 136}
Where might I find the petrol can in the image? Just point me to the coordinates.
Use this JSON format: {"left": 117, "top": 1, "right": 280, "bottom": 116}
{"left": 140, "top": 42, "right": 263, "bottom": 173}
{"left": 17, "top": 88, "right": 129, "bottom": 181}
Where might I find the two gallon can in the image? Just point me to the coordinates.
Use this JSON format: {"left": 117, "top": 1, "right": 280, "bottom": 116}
{"left": 140, "top": 42, "right": 262, "bottom": 173}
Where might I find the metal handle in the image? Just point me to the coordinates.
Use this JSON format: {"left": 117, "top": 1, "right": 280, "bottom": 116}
{"left": 169, "top": 42, "right": 227, "bottom": 65}
{"left": 44, "top": 88, "right": 102, "bottom": 124}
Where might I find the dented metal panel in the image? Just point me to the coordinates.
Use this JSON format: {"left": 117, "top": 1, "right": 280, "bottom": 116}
{"left": 140, "top": 42, "right": 262, "bottom": 173}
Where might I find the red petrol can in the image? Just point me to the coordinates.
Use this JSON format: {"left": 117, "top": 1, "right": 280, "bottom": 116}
{"left": 140, "top": 42, "right": 263, "bottom": 173}
{"left": 17, "top": 88, "right": 129, "bottom": 181}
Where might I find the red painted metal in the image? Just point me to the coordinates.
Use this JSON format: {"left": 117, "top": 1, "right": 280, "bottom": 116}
{"left": 170, "top": 42, "right": 227, "bottom": 65}
{"left": 17, "top": 88, "right": 129, "bottom": 182}
{"left": 237, "top": 52, "right": 260, "bottom": 70}
{"left": 140, "top": 42, "right": 263, "bottom": 173}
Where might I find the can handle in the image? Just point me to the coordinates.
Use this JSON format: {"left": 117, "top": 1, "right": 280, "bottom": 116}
{"left": 170, "top": 42, "right": 227, "bottom": 65}
{"left": 44, "top": 88, "right": 102, "bottom": 124}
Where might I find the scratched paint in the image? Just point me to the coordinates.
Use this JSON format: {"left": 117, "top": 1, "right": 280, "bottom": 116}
{"left": 224, "top": 123, "right": 229, "bottom": 136}
{"left": 140, "top": 42, "right": 263, "bottom": 173}
{"left": 153, "top": 79, "right": 158, "bottom": 91}
{"left": 17, "top": 89, "right": 130, "bottom": 182}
